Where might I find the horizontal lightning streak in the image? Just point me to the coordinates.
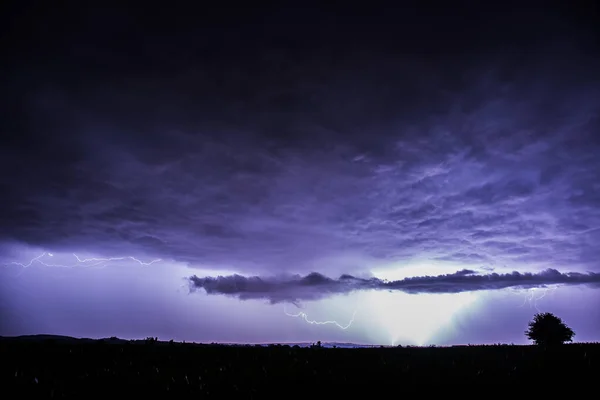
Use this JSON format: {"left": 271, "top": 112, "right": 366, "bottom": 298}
{"left": 4, "top": 252, "right": 162, "bottom": 277}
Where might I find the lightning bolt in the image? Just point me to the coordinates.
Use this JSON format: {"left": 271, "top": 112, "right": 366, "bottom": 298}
{"left": 284, "top": 306, "right": 357, "bottom": 330}
{"left": 516, "top": 286, "right": 559, "bottom": 312}
{"left": 5, "top": 252, "right": 161, "bottom": 277}
{"left": 72, "top": 254, "right": 161, "bottom": 266}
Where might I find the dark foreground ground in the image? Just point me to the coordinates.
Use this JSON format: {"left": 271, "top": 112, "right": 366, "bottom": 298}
{"left": 1, "top": 336, "right": 599, "bottom": 396}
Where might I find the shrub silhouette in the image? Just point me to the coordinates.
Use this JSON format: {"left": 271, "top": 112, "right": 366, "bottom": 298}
{"left": 525, "top": 312, "right": 575, "bottom": 346}
{"left": 145, "top": 336, "right": 158, "bottom": 345}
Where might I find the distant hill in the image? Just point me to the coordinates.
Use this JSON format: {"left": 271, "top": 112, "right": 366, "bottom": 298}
{"left": 0, "top": 334, "right": 127, "bottom": 343}
{"left": 0, "top": 335, "right": 379, "bottom": 348}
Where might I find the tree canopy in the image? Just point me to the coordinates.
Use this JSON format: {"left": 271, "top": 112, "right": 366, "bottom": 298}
{"left": 525, "top": 312, "right": 575, "bottom": 346}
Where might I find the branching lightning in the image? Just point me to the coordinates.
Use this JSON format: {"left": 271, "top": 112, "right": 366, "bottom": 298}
{"left": 284, "top": 306, "right": 357, "bottom": 330}
{"left": 4, "top": 252, "right": 162, "bottom": 277}
{"left": 516, "top": 286, "right": 559, "bottom": 312}
{"left": 72, "top": 254, "right": 161, "bottom": 266}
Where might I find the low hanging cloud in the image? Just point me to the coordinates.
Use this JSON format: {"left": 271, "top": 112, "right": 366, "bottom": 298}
{"left": 189, "top": 269, "right": 600, "bottom": 304}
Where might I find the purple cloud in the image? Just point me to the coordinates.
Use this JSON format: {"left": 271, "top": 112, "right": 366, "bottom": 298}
{"left": 1, "top": 31, "right": 599, "bottom": 282}
{"left": 189, "top": 269, "right": 600, "bottom": 304}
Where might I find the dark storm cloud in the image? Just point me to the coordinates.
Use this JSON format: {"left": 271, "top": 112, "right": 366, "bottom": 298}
{"left": 1, "top": 8, "right": 600, "bottom": 277}
{"left": 189, "top": 269, "right": 600, "bottom": 304}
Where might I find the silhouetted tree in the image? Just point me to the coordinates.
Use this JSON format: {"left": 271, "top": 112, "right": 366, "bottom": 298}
{"left": 525, "top": 312, "right": 575, "bottom": 346}
{"left": 145, "top": 336, "right": 158, "bottom": 345}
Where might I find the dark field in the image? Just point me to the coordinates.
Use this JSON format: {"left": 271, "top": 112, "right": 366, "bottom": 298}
{"left": 2, "top": 336, "right": 598, "bottom": 396}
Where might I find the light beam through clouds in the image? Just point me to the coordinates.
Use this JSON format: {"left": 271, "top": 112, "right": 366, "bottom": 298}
{"left": 364, "top": 290, "right": 480, "bottom": 346}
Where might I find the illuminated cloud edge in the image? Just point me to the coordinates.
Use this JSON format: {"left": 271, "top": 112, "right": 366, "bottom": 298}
{"left": 189, "top": 269, "right": 600, "bottom": 304}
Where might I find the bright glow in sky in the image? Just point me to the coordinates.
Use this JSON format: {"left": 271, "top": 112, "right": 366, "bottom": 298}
{"left": 2, "top": 248, "right": 600, "bottom": 345}
{"left": 364, "top": 290, "right": 480, "bottom": 346}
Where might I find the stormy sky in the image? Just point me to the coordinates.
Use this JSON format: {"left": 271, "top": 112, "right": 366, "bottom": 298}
{"left": 1, "top": 3, "right": 600, "bottom": 346}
